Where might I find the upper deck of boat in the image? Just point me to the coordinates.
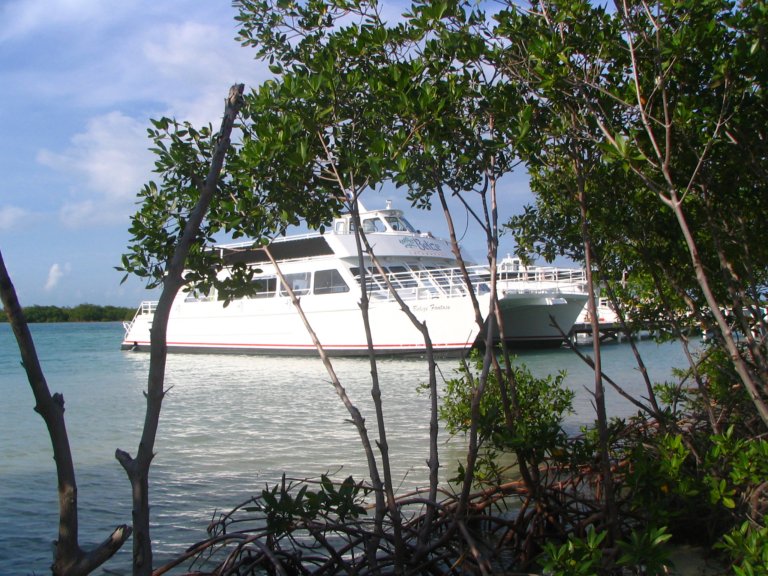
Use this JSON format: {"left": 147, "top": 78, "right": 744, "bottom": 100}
{"left": 216, "top": 205, "right": 456, "bottom": 266}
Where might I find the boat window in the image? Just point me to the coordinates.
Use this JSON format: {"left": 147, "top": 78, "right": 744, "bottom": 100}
{"left": 250, "top": 276, "right": 277, "bottom": 298}
{"left": 350, "top": 266, "right": 385, "bottom": 291}
{"left": 386, "top": 265, "right": 417, "bottom": 288}
{"left": 334, "top": 221, "right": 347, "bottom": 234}
{"left": 362, "top": 218, "right": 385, "bottom": 233}
{"left": 385, "top": 216, "right": 415, "bottom": 232}
{"left": 184, "top": 286, "right": 212, "bottom": 302}
{"left": 369, "top": 270, "right": 386, "bottom": 290}
{"left": 350, "top": 267, "right": 375, "bottom": 278}
{"left": 425, "top": 266, "right": 452, "bottom": 287}
{"left": 313, "top": 269, "right": 350, "bottom": 295}
{"left": 280, "top": 272, "right": 311, "bottom": 297}
{"left": 184, "top": 290, "right": 211, "bottom": 302}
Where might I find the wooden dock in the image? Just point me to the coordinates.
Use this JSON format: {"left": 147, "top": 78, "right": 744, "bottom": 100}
{"left": 569, "top": 321, "right": 628, "bottom": 343}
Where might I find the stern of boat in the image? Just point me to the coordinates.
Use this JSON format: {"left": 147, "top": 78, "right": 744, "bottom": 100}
{"left": 121, "top": 301, "right": 157, "bottom": 350}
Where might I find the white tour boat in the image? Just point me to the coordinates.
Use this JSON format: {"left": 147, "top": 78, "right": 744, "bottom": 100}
{"left": 121, "top": 203, "right": 588, "bottom": 355}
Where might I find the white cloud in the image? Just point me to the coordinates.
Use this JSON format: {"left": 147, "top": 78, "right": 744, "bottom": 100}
{"left": 44, "top": 262, "right": 70, "bottom": 291}
{"left": 1, "top": 1, "right": 265, "bottom": 114}
{"left": 0, "top": 0, "right": 119, "bottom": 42}
{"left": 144, "top": 21, "right": 237, "bottom": 79}
{"left": 138, "top": 19, "right": 267, "bottom": 125}
{"left": 37, "top": 111, "right": 154, "bottom": 227}
{"left": 21, "top": 4, "right": 268, "bottom": 230}
{"left": 62, "top": 18, "right": 261, "bottom": 114}
{"left": 0, "top": 206, "right": 30, "bottom": 231}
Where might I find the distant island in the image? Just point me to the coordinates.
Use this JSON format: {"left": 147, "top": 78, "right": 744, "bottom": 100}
{"left": 0, "top": 304, "right": 135, "bottom": 323}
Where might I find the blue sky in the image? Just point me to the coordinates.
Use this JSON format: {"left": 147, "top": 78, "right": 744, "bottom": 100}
{"left": 0, "top": 0, "right": 533, "bottom": 308}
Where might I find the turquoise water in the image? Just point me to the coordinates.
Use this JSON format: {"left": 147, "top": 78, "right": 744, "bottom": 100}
{"left": 0, "top": 323, "right": 692, "bottom": 573}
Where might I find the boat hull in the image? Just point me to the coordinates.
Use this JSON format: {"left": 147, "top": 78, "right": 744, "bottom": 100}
{"left": 122, "top": 292, "right": 487, "bottom": 357}
{"left": 495, "top": 292, "right": 589, "bottom": 347}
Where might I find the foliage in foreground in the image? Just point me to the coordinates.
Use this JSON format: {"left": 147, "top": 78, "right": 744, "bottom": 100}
{"left": 441, "top": 350, "right": 573, "bottom": 486}
{"left": 153, "top": 473, "right": 676, "bottom": 575}
{"left": 435, "top": 347, "right": 768, "bottom": 574}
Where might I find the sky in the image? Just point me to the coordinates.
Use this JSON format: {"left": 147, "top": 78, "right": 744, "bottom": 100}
{"left": 0, "top": 0, "right": 534, "bottom": 308}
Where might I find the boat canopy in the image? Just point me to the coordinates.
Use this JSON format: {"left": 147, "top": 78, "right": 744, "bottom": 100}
{"left": 221, "top": 236, "right": 335, "bottom": 266}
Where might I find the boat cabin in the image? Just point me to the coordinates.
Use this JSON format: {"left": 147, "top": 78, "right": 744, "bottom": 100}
{"left": 332, "top": 202, "right": 418, "bottom": 236}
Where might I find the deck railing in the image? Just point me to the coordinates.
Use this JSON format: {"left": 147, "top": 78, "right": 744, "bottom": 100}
{"left": 357, "top": 264, "right": 586, "bottom": 302}
{"left": 123, "top": 300, "right": 158, "bottom": 337}
{"left": 496, "top": 265, "right": 587, "bottom": 293}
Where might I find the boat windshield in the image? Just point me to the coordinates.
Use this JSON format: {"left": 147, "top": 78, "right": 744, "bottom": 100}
{"left": 362, "top": 218, "right": 386, "bottom": 233}
{"left": 385, "top": 216, "right": 415, "bottom": 232}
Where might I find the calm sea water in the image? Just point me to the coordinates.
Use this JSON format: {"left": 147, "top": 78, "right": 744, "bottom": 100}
{"left": 0, "top": 322, "right": 693, "bottom": 574}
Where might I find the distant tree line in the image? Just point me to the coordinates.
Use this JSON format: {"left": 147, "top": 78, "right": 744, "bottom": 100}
{"left": 0, "top": 304, "right": 134, "bottom": 323}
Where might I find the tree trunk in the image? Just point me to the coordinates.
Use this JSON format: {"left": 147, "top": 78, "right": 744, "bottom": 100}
{"left": 0, "top": 250, "right": 131, "bottom": 575}
{"left": 115, "top": 84, "right": 245, "bottom": 575}
{"left": 576, "top": 163, "right": 618, "bottom": 543}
